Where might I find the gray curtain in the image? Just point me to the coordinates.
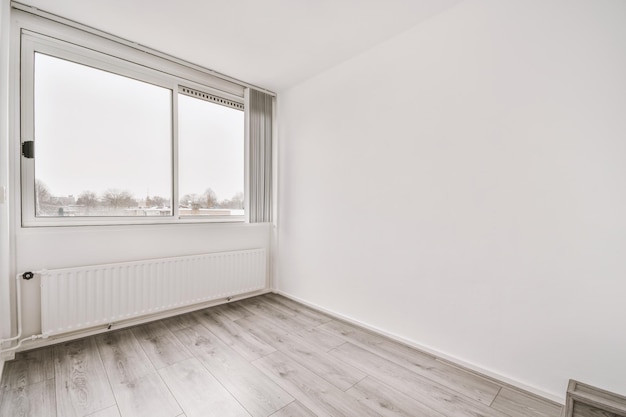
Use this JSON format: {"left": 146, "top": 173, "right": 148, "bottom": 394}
{"left": 249, "top": 89, "right": 273, "bottom": 223}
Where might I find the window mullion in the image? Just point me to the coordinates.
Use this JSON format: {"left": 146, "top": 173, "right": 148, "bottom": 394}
{"left": 172, "top": 86, "right": 180, "bottom": 220}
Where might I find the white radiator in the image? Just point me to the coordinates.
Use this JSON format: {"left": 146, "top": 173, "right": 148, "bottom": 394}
{"left": 40, "top": 248, "right": 267, "bottom": 336}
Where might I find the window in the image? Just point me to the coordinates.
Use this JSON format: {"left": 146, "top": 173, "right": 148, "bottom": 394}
{"left": 19, "top": 27, "right": 257, "bottom": 226}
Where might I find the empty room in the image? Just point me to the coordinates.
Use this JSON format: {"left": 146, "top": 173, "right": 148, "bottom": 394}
{"left": 1, "top": 0, "right": 625, "bottom": 416}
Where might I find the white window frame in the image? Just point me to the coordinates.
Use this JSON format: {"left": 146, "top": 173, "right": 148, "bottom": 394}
{"left": 14, "top": 11, "right": 249, "bottom": 227}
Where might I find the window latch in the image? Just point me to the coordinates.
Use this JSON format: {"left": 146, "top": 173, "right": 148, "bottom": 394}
{"left": 22, "top": 141, "right": 34, "bottom": 159}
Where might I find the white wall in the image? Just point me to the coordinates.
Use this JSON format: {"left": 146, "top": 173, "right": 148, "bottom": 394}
{"left": 277, "top": 0, "right": 626, "bottom": 401}
{"left": 1, "top": 0, "right": 12, "bottom": 368}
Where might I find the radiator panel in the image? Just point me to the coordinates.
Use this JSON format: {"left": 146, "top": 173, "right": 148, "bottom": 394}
{"left": 40, "top": 248, "right": 267, "bottom": 336}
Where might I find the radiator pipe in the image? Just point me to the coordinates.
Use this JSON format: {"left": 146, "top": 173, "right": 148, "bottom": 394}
{"left": 0, "top": 274, "right": 24, "bottom": 353}
{"left": 0, "top": 271, "right": 49, "bottom": 355}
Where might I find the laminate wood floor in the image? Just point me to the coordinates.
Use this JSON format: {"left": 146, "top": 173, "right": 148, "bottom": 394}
{"left": 0, "top": 293, "right": 563, "bottom": 417}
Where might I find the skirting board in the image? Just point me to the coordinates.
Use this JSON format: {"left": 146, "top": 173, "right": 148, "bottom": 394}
{"left": 272, "top": 289, "right": 565, "bottom": 406}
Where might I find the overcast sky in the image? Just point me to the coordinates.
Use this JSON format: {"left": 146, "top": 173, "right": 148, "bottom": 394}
{"left": 35, "top": 53, "right": 244, "bottom": 203}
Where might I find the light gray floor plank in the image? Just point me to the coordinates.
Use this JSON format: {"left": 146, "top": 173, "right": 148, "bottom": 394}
{"left": 95, "top": 329, "right": 155, "bottom": 383}
{"left": 237, "top": 297, "right": 318, "bottom": 333}
{"left": 0, "top": 379, "right": 56, "bottom": 417}
{"left": 259, "top": 295, "right": 332, "bottom": 329}
{"left": 321, "top": 320, "right": 501, "bottom": 404}
{"left": 234, "top": 312, "right": 290, "bottom": 346}
{"left": 347, "top": 376, "right": 446, "bottom": 417}
{"left": 87, "top": 405, "right": 122, "bottom": 417}
{"left": 253, "top": 351, "right": 382, "bottom": 417}
{"left": 131, "top": 320, "right": 193, "bottom": 369}
{"left": 162, "top": 312, "right": 201, "bottom": 332}
{"left": 54, "top": 337, "right": 116, "bottom": 417}
{"left": 175, "top": 323, "right": 293, "bottom": 417}
{"left": 212, "top": 302, "right": 254, "bottom": 321}
{"left": 192, "top": 307, "right": 276, "bottom": 361}
{"left": 237, "top": 313, "right": 366, "bottom": 391}
{"left": 330, "top": 342, "right": 504, "bottom": 417}
{"left": 270, "top": 401, "right": 317, "bottom": 417}
{"left": 95, "top": 329, "right": 182, "bottom": 417}
{"left": 320, "top": 320, "right": 435, "bottom": 363}
{"left": 111, "top": 371, "right": 182, "bottom": 417}
{"left": 294, "top": 325, "right": 347, "bottom": 352}
{"left": 491, "top": 387, "right": 562, "bottom": 417}
{"left": 41, "top": 347, "right": 55, "bottom": 380}
{"left": 0, "top": 347, "right": 54, "bottom": 390}
{"left": 159, "top": 357, "right": 252, "bottom": 417}
{"left": 264, "top": 293, "right": 333, "bottom": 326}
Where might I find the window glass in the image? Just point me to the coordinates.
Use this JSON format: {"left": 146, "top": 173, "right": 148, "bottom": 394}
{"left": 178, "top": 93, "right": 244, "bottom": 217}
{"left": 34, "top": 53, "right": 172, "bottom": 217}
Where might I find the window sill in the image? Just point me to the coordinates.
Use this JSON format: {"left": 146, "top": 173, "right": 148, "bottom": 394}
{"left": 21, "top": 215, "right": 247, "bottom": 228}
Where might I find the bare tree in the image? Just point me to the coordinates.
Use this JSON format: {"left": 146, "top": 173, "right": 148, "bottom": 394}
{"left": 35, "top": 179, "right": 51, "bottom": 215}
{"left": 102, "top": 189, "right": 136, "bottom": 209}
{"left": 146, "top": 195, "right": 169, "bottom": 207}
{"left": 180, "top": 193, "right": 202, "bottom": 210}
{"left": 35, "top": 179, "right": 51, "bottom": 204}
{"left": 218, "top": 192, "right": 244, "bottom": 209}
{"left": 204, "top": 188, "right": 218, "bottom": 208}
{"left": 77, "top": 191, "right": 98, "bottom": 208}
{"left": 230, "top": 192, "right": 244, "bottom": 210}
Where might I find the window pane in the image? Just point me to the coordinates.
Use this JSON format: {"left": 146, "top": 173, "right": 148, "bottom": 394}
{"left": 34, "top": 53, "right": 172, "bottom": 217}
{"left": 178, "top": 93, "right": 244, "bottom": 216}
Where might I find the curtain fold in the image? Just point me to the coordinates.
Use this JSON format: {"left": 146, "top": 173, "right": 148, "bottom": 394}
{"left": 248, "top": 89, "right": 273, "bottom": 223}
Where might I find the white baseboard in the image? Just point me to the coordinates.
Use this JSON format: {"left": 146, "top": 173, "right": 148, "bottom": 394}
{"left": 272, "top": 289, "right": 564, "bottom": 405}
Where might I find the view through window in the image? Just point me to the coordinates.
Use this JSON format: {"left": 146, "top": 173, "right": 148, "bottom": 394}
{"left": 31, "top": 52, "right": 245, "bottom": 221}
{"left": 178, "top": 93, "right": 244, "bottom": 217}
{"left": 34, "top": 53, "right": 172, "bottom": 217}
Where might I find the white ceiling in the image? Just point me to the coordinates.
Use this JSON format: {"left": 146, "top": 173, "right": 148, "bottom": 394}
{"left": 19, "top": 0, "right": 464, "bottom": 92}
